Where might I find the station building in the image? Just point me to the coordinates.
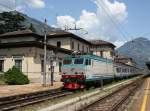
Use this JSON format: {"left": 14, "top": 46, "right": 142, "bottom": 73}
{"left": 0, "top": 29, "right": 116, "bottom": 83}
{"left": 0, "top": 30, "right": 72, "bottom": 82}
{"left": 90, "top": 40, "right": 116, "bottom": 59}
{"left": 114, "top": 56, "right": 136, "bottom": 66}
{"left": 47, "top": 31, "right": 91, "bottom": 53}
{"left": 114, "top": 55, "right": 139, "bottom": 75}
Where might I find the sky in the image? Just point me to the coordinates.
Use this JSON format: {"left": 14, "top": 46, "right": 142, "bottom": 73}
{"left": 0, "top": 0, "right": 150, "bottom": 47}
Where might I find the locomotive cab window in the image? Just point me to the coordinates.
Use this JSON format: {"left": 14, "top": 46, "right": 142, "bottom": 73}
{"left": 74, "top": 58, "right": 84, "bottom": 64}
{"left": 63, "top": 59, "right": 72, "bottom": 65}
{"left": 85, "top": 59, "right": 91, "bottom": 65}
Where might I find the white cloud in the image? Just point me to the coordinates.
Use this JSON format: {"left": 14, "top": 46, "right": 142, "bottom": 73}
{"left": 57, "top": 16, "right": 76, "bottom": 29}
{"left": 25, "top": 0, "right": 45, "bottom": 8}
{"left": 0, "top": 0, "right": 45, "bottom": 12}
{"left": 0, "top": 0, "right": 15, "bottom": 12}
{"left": 56, "top": 0, "right": 128, "bottom": 47}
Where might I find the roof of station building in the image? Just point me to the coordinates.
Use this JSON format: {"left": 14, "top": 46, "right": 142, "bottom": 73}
{"left": 89, "top": 40, "right": 116, "bottom": 48}
{"left": 0, "top": 29, "right": 43, "bottom": 38}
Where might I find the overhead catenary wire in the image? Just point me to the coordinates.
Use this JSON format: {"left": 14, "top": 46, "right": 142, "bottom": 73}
{"left": 99, "top": 0, "right": 129, "bottom": 41}
{"left": 98, "top": 0, "right": 130, "bottom": 42}
{"left": 0, "top": 0, "right": 16, "bottom": 11}
{"left": 0, "top": 4, "right": 13, "bottom": 11}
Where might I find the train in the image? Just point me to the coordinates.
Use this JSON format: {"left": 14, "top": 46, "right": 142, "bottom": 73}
{"left": 61, "top": 54, "right": 140, "bottom": 90}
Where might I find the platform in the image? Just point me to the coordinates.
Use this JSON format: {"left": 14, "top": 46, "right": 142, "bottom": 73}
{"left": 0, "top": 82, "right": 62, "bottom": 97}
{"left": 130, "top": 78, "right": 150, "bottom": 111}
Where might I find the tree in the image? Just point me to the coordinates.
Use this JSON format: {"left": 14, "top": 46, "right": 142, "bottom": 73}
{"left": 0, "top": 11, "right": 26, "bottom": 34}
{"left": 29, "top": 23, "right": 36, "bottom": 32}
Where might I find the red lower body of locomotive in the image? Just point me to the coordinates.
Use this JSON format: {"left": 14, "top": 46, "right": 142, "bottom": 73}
{"left": 61, "top": 74, "right": 85, "bottom": 90}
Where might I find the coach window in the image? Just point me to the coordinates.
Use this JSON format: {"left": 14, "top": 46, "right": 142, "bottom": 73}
{"left": 117, "top": 68, "right": 122, "bottom": 73}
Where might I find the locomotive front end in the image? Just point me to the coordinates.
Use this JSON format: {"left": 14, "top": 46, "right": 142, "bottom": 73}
{"left": 61, "top": 58, "right": 86, "bottom": 90}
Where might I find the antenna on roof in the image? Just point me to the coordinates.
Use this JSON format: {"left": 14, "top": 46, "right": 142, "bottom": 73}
{"left": 64, "top": 23, "right": 88, "bottom": 35}
{"left": 65, "top": 23, "right": 83, "bottom": 31}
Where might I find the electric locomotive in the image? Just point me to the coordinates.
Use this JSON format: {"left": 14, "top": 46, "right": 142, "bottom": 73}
{"left": 61, "top": 54, "right": 114, "bottom": 90}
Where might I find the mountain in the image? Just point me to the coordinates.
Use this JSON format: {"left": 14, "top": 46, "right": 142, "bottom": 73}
{"left": 0, "top": 11, "right": 61, "bottom": 35}
{"left": 20, "top": 12, "right": 60, "bottom": 34}
{"left": 117, "top": 37, "right": 150, "bottom": 68}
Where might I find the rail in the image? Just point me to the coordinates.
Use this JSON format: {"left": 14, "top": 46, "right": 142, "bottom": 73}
{"left": 0, "top": 88, "right": 72, "bottom": 111}
{"left": 79, "top": 77, "right": 144, "bottom": 111}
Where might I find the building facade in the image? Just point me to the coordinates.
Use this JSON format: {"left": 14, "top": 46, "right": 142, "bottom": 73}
{"left": 114, "top": 57, "right": 136, "bottom": 66}
{"left": 47, "top": 31, "right": 91, "bottom": 53}
{"left": 90, "top": 40, "right": 116, "bottom": 59}
{"left": 0, "top": 30, "right": 71, "bottom": 82}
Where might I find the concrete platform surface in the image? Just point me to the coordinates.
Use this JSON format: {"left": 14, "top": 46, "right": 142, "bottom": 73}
{"left": 0, "top": 82, "right": 62, "bottom": 97}
{"left": 130, "top": 78, "right": 150, "bottom": 111}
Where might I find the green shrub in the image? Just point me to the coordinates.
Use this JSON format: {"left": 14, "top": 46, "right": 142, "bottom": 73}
{"left": 4, "top": 66, "right": 30, "bottom": 85}
{"left": 0, "top": 74, "right": 6, "bottom": 85}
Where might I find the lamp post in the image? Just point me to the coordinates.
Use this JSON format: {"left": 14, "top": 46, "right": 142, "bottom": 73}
{"left": 43, "top": 19, "right": 47, "bottom": 87}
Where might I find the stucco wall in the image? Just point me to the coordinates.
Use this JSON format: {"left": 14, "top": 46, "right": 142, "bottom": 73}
{"left": 48, "top": 37, "right": 90, "bottom": 53}
{"left": 48, "top": 37, "right": 71, "bottom": 50}
{"left": 92, "top": 46, "right": 114, "bottom": 59}
{"left": 0, "top": 47, "right": 68, "bottom": 83}
{"left": 71, "top": 38, "right": 90, "bottom": 53}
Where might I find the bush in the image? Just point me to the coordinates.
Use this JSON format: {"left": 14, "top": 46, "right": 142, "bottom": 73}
{"left": 0, "top": 74, "right": 6, "bottom": 85}
{"left": 4, "top": 66, "right": 30, "bottom": 85}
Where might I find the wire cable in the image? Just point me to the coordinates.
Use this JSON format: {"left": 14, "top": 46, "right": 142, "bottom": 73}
{"left": 98, "top": 0, "right": 130, "bottom": 42}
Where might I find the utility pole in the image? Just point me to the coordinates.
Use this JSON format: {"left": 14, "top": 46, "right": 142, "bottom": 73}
{"left": 43, "top": 19, "right": 47, "bottom": 87}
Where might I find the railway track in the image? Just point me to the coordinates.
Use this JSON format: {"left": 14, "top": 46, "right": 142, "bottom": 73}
{"left": 0, "top": 88, "right": 72, "bottom": 111}
{"left": 79, "top": 78, "right": 144, "bottom": 111}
